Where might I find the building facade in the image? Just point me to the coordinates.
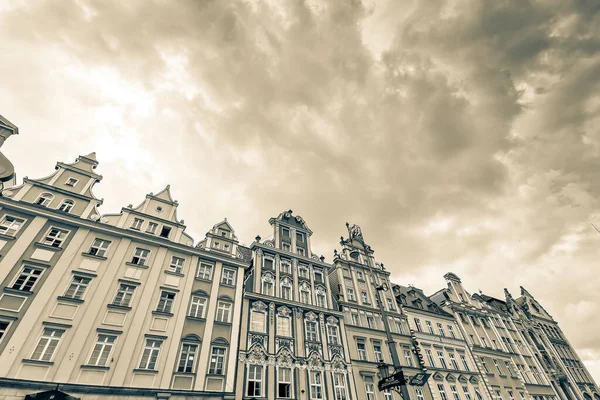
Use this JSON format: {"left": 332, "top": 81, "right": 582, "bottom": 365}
{"left": 0, "top": 121, "right": 597, "bottom": 400}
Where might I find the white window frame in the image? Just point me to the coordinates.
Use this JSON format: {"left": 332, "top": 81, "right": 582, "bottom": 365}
{"left": 0, "top": 215, "right": 26, "bottom": 236}
{"left": 87, "top": 334, "right": 117, "bottom": 366}
{"left": 365, "top": 376, "right": 376, "bottom": 400}
{"left": 12, "top": 265, "right": 44, "bottom": 292}
{"left": 373, "top": 341, "right": 384, "bottom": 362}
{"left": 42, "top": 226, "right": 69, "bottom": 248}
{"left": 209, "top": 346, "right": 227, "bottom": 374}
{"left": 347, "top": 288, "right": 356, "bottom": 301}
{"left": 281, "top": 282, "right": 292, "bottom": 300}
{"left": 197, "top": 262, "right": 214, "bottom": 280}
{"left": 131, "top": 247, "right": 150, "bottom": 266}
{"left": 188, "top": 295, "right": 207, "bottom": 318}
{"left": 250, "top": 310, "right": 266, "bottom": 333}
{"left": 247, "top": 364, "right": 264, "bottom": 397}
{"left": 309, "top": 370, "right": 323, "bottom": 400}
{"left": 215, "top": 301, "right": 232, "bottom": 323}
{"left": 131, "top": 217, "right": 144, "bottom": 230}
{"left": 169, "top": 256, "right": 185, "bottom": 274}
{"left": 333, "top": 372, "right": 347, "bottom": 400}
{"left": 112, "top": 283, "right": 136, "bottom": 307}
{"left": 221, "top": 268, "right": 236, "bottom": 286}
{"left": 0, "top": 319, "right": 12, "bottom": 343}
{"left": 31, "top": 327, "right": 65, "bottom": 361}
{"left": 156, "top": 291, "right": 176, "bottom": 313}
{"left": 57, "top": 199, "right": 75, "bottom": 213}
{"left": 305, "top": 320, "right": 318, "bottom": 342}
{"left": 277, "top": 315, "right": 291, "bottom": 337}
{"left": 64, "top": 275, "right": 92, "bottom": 300}
{"left": 89, "top": 238, "right": 111, "bottom": 257}
{"left": 177, "top": 342, "right": 198, "bottom": 373}
{"left": 35, "top": 192, "right": 54, "bottom": 207}
{"left": 297, "top": 247, "right": 305, "bottom": 257}
{"left": 146, "top": 222, "right": 158, "bottom": 234}
{"left": 357, "top": 339, "right": 367, "bottom": 361}
{"left": 278, "top": 367, "right": 293, "bottom": 398}
{"left": 139, "top": 338, "right": 162, "bottom": 370}
{"left": 327, "top": 324, "right": 340, "bottom": 345}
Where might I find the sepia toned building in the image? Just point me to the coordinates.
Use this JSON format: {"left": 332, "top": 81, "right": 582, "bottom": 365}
{"left": 0, "top": 117, "right": 597, "bottom": 400}
{"left": 0, "top": 151, "right": 251, "bottom": 399}
{"left": 235, "top": 210, "right": 351, "bottom": 400}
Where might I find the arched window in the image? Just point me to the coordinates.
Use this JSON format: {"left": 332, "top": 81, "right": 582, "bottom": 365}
{"left": 261, "top": 273, "right": 274, "bottom": 296}
{"left": 280, "top": 277, "right": 292, "bottom": 300}
{"left": 177, "top": 335, "right": 201, "bottom": 373}
{"left": 35, "top": 193, "right": 54, "bottom": 207}
{"left": 58, "top": 199, "right": 75, "bottom": 213}
{"left": 300, "top": 282, "right": 311, "bottom": 305}
{"left": 316, "top": 286, "right": 327, "bottom": 308}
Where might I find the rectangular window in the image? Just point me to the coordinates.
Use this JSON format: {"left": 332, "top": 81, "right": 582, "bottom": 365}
{"left": 263, "top": 258, "right": 274, "bottom": 270}
{"left": 12, "top": 265, "right": 43, "bottom": 291}
{"left": 361, "top": 291, "right": 369, "bottom": 304}
{"left": 209, "top": 347, "right": 226, "bottom": 374}
{"left": 439, "top": 384, "right": 449, "bottom": 400}
{"left": 64, "top": 276, "right": 91, "bottom": 299}
{"left": 404, "top": 349, "right": 414, "bottom": 366}
{"left": 448, "top": 325, "right": 456, "bottom": 338}
{"left": 146, "top": 222, "right": 158, "bottom": 234}
{"left": 495, "top": 390, "right": 503, "bottom": 400}
{"left": 0, "top": 320, "right": 10, "bottom": 342}
{"left": 139, "top": 339, "right": 162, "bottom": 369}
{"left": 221, "top": 268, "right": 236, "bottom": 285}
{"left": 297, "top": 247, "right": 305, "bottom": 257}
{"left": 215, "top": 301, "right": 232, "bottom": 323}
{"left": 449, "top": 353, "right": 459, "bottom": 370}
{"left": 475, "top": 388, "right": 483, "bottom": 400}
{"left": 480, "top": 357, "right": 490, "bottom": 373}
{"left": 351, "top": 313, "right": 360, "bottom": 326}
{"left": 347, "top": 288, "right": 356, "bottom": 301}
{"left": 112, "top": 283, "right": 136, "bottom": 307}
{"left": 387, "top": 297, "right": 396, "bottom": 311}
{"left": 159, "top": 226, "right": 172, "bottom": 238}
{"left": 365, "top": 376, "right": 376, "bottom": 400}
{"left": 42, "top": 227, "right": 69, "bottom": 247}
{"left": 282, "top": 242, "right": 291, "bottom": 252}
{"left": 89, "top": 238, "right": 111, "bottom": 257}
{"left": 460, "top": 354, "right": 470, "bottom": 371}
{"left": 357, "top": 339, "right": 367, "bottom": 360}
{"left": 426, "top": 349, "right": 436, "bottom": 367}
{"left": 131, "top": 218, "right": 143, "bottom": 230}
{"left": 296, "top": 231, "right": 304, "bottom": 242}
{"left": 309, "top": 371, "right": 323, "bottom": 399}
{"left": 131, "top": 248, "right": 150, "bottom": 265}
{"left": 197, "top": 263, "right": 213, "bottom": 280}
{"left": 0, "top": 215, "right": 25, "bottom": 236}
{"left": 367, "top": 316, "right": 376, "bottom": 329}
{"left": 384, "top": 391, "right": 393, "bottom": 400}
{"left": 373, "top": 341, "right": 384, "bottom": 362}
{"left": 263, "top": 280, "right": 274, "bottom": 296}
{"left": 31, "top": 328, "right": 64, "bottom": 361}
{"left": 505, "top": 361, "right": 515, "bottom": 376}
{"left": 65, "top": 177, "right": 79, "bottom": 187}
{"left": 280, "top": 261, "right": 291, "bottom": 274}
{"left": 88, "top": 334, "right": 116, "bottom": 366}
{"left": 250, "top": 310, "right": 266, "bottom": 333}
{"left": 437, "top": 323, "right": 446, "bottom": 336}
{"left": 169, "top": 256, "right": 185, "bottom": 274}
{"left": 314, "top": 270, "right": 324, "bottom": 284}
{"left": 278, "top": 367, "right": 292, "bottom": 398}
{"left": 451, "top": 385, "right": 461, "bottom": 400}
{"left": 356, "top": 271, "right": 364, "bottom": 280}
{"left": 281, "top": 227, "right": 290, "bottom": 238}
{"left": 299, "top": 266, "right": 309, "bottom": 278}
{"left": 281, "top": 285, "right": 292, "bottom": 300}
{"left": 306, "top": 321, "right": 318, "bottom": 342}
{"left": 493, "top": 359, "right": 503, "bottom": 375}
{"left": 189, "top": 295, "right": 207, "bottom": 318}
{"left": 247, "top": 364, "right": 263, "bottom": 397}
{"left": 300, "top": 288, "right": 310, "bottom": 304}
{"left": 333, "top": 372, "right": 347, "bottom": 400}
{"left": 316, "top": 293, "right": 326, "bottom": 308}
{"left": 278, "top": 315, "right": 291, "bottom": 337}
{"left": 438, "top": 351, "right": 448, "bottom": 369}
{"left": 426, "top": 320, "right": 435, "bottom": 334}
{"left": 417, "top": 389, "right": 425, "bottom": 400}
{"left": 415, "top": 318, "right": 423, "bottom": 332}
{"left": 177, "top": 343, "right": 198, "bottom": 373}
{"left": 463, "top": 387, "right": 472, "bottom": 400}
{"left": 156, "top": 291, "right": 175, "bottom": 313}
{"left": 327, "top": 325, "right": 340, "bottom": 345}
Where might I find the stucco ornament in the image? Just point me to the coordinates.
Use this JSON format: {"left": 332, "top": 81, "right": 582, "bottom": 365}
{"left": 306, "top": 351, "right": 325, "bottom": 371}
{"left": 251, "top": 301, "right": 268, "bottom": 313}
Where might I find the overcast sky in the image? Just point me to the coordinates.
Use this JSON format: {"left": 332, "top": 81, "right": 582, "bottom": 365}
{"left": 1, "top": 0, "right": 599, "bottom": 382}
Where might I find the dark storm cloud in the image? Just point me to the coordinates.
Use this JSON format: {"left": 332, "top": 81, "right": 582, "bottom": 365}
{"left": 0, "top": 0, "right": 599, "bottom": 378}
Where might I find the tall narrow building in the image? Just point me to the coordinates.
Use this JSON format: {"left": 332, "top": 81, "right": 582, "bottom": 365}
{"left": 236, "top": 210, "right": 351, "bottom": 400}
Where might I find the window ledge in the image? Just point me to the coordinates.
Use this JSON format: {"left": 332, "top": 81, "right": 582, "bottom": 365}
{"left": 34, "top": 242, "right": 63, "bottom": 252}
{"left": 195, "top": 277, "right": 213, "bottom": 283}
{"left": 81, "top": 252, "right": 107, "bottom": 261}
{"left": 22, "top": 359, "right": 53, "bottom": 366}
{"left": 4, "top": 287, "right": 33, "bottom": 296}
{"left": 0, "top": 233, "right": 16, "bottom": 241}
{"left": 125, "top": 262, "right": 149, "bottom": 269}
{"left": 133, "top": 368, "right": 158, "bottom": 374}
{"left": 220, "top": 283, "right": 236, "bottom": 289}
{"left": 186, "top": 316, "right": 207, "bottom": 322}
{"left": 107, "top": 304, "right": 131, "bottom": 311}
{"left": 206, "top": 373, "right": 225, "bottom": 377}
{"left": 214, "top": 321, "right": 232, "bottom": 327}
{"left": 165, "top": 270, "right": 184, "bottom": 277}
{"left": 57, "top": 296, "right": 84, "bottom": 304}
{"left": 81, "top": 364, "right": 110, "bottom": 370}
{"left": 152, "top": 311, "right": 174, "bottom": 317}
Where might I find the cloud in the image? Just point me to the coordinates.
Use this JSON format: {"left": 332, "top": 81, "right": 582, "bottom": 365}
{"left": 0, "top": 0, "right": 599, "bottom": 381}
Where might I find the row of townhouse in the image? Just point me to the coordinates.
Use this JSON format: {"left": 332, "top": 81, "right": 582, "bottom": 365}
{"left": 0, "top": 117, "right": 597, "bottom": 400}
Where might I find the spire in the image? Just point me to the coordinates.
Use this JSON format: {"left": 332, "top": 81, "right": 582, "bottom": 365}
{"left": 520, "top": 286, "right": 532, "bottom": 297}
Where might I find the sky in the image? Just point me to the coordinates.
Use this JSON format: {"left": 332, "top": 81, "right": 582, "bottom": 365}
{"left": 1, "top": 0, "right": 599, "bottom": 382}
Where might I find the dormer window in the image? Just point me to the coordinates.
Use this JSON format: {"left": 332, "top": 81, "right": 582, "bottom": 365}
{"left": 159, "top": 226, "right": 172, "bottom": 239}
{"left": 296, "top": 232, "right": 304, "bottom": 242}
{"left": 35, "top": 193, "right": 54, "bottom": 207}
{"left": 146, "top": 222, "right": 158, "bottom": 234}
{"left": 314, "top": 270, "right": 324, "bottom": 284}
{"left": 131, "top": 218, "right": 143, "bottom": 230}
{"left": 65, "top": 177, "right": 79, "bottom": 187}
{"left": 281, "top": 227, "right": 290, "bottom": 238}
{"left": 58, "top": 199, "right": 75, "bottom": 213}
